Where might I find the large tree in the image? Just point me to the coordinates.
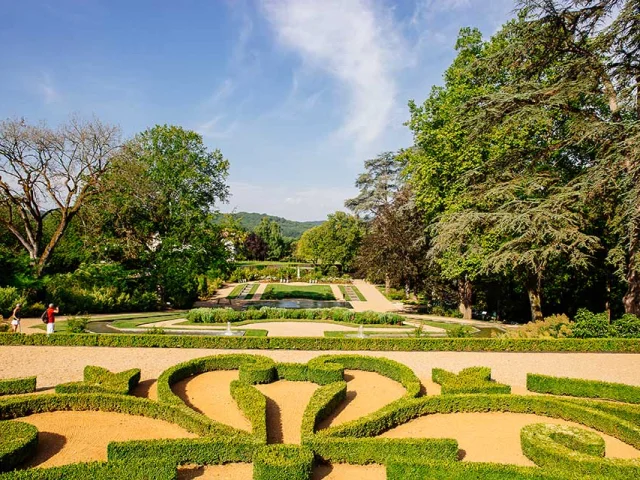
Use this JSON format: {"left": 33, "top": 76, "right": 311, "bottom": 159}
{"left": 0, "top": 117, "right": 121, "bottom": 276}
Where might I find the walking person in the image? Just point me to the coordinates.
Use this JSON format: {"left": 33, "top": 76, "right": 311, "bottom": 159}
{"left": 10, "top": 304, "right": 22, "bottom": 333}
{"left": 46, "top": 303, "right": 59, "bottom": 335}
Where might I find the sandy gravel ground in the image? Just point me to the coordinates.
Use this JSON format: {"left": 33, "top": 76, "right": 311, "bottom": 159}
{"left": 380, "top": 412, "right": 640, "bottom": 466}
{"left": 319, "top": 370, "right": 406, "bottom": 429}
{"left": 177, "top": 464, "right": 253, "bottom": 479}
{"left": 17, "top": 411, "right": 196, "bottom": 468}
{"left": 3, "top": 347, "right": 639, "bottom": 391}
{"left": 176, "top": 463, "right": 385, "bottom": 480}
{"left": 172, "top": 370, "right": 250, "bottom": 432}
{"left": 256, "top": 380, "right": 318, "bottom": 444}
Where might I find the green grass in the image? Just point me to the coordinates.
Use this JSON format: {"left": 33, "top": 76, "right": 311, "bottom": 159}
{"left": 32, "top": 312, "right": 184, "bottom": 332}
{"left": 178, "top": 318, "right": 405, "bottom": 329}
{"left": 244, "top": 284, "right": 260, "bottom": 300}
{"left": 325, "top": 329, "right": 432, "bottom": 338}
{"left": 262, "top": 284, "right": 335, "bottom": 301}
{"left": 376, "top": 285, "right": 406, "bottom": 301}
{"left": 339, "top": 285, "right": 365, "bottom": 301}
{"left": 227, "top": 284, "right": 246, "bottom": 299}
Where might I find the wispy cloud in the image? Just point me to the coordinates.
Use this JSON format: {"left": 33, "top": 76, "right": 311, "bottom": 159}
{"left": 36, "top": 73, "right": 60, "bottom": 104}
{"left": 222, "top": 181, "right": 358, "bottom": 221}
{"left": 261, "top": 0, "right": 405, "bottom": 152}
{"left": 207, "top": 78, "right": 235, "bottom": 105}
{"left": 196, "top": 115, "right": 238, "bottom": 139}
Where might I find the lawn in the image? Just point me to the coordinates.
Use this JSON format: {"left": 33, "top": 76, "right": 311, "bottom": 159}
{"left": 244, "top": 283, "right": 260, "bottom": 300}
{"left": 339, "top": 285, "right": 366, "bottom": 301}
{"left": 261, "top": 284, "right": 336, "bottom": 301}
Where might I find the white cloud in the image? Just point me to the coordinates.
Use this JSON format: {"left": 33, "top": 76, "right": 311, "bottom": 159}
{"left": 36, "top": 73, "right": 60, "bottom": 104}
{"left": 261, "top": 0, "right": 405, "bottom": 152}
{"left": 196, "top": 115, "right": 238, "bottom": 139}
{"left": 207, "top": 78, "right": 235, "bottom": 105}
{"left": 221, "top": 181, "right": 358, "bottom": 221}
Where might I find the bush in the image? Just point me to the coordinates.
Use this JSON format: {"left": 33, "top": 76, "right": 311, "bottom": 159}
{"left": 0, "top": 377, "right": 36, "bottom": 396}
{"left": 501, "top": 314, "right": 573, "bottom": 339}
{"left": 571, "top": 309, "right": 611, "bottom": 338}
{"left": 432, "top": 367, "right": 511, "bottom": 395}
{"left": 612, "top": 314, "right": 640, "bottom": 338}
{"left": 0, "top": 421, "right": 38, "bottom": 472}
{"left": 527, "top": 374, "right": 640, "bottom": 404}
{"left": 301, "top": 381, "right": 347, "bottom": 439}
{"left": 447, "top": 325, "right": 474, "bottom": 338}
{"left": 253, "top": 444, "right": 314, "bottom": 480}
{"left": 0, "top": 459, "right": 176, "bottom": 479}
{"left": 55, "top": 366, "right": 140, "bottom": 395}
{"left": 66, "top": 316, "right": 89, "bottom": 334}
{"left": 229, "top": 381, "right": 267, "bottom": 443}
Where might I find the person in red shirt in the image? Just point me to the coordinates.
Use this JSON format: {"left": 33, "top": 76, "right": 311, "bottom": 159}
{"left": 46, "top": 303, "right": 59, "bottom": 335}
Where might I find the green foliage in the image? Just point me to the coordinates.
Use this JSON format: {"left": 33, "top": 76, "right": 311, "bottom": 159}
{"left": 572, "top": 309, "right": 612, "bottom": 338}
{"left": 229, "top": 381, "right": 267, "bottom": 443}
{"left": 0, "top": 288, "right": 25, "bottom": 318}
{"left": 307, "top": 357, "right": 344, "bottom": 385}
{"left": 0, "top": 459, "right": 176, "bottom": 480}
{"left": 222, "top": 212, "right": 321, "bottom": 240}
{"left": 502, "top": 315, "right": 573, "bottom": 339}
{"left": 447, "top": 325, "right": 474, "bottom": 338}
{"left": 0, "top": 377, "right": 36, "bottom": 396}
{"left": 275, "top": 363, "right": 308, "bottom": 381}
{"left": 66, "top": 316, "right": 89, "bottom": 334}
{"left": 253, "top": 444, "right": 314, "bottom": 480}
{"left": 261, "top": 285, "right": 335, "bottom": 301}
{"left": 386, "top": 461, "right": 567, "bottom": 480}
{"left": 521, "top": 423, "right": 640, "bottom": 479}
{"left": 612, "top": 314, "right": 640, "bottom": 338}
{"left": 527, "top": 374, "right": 640, "bottom": 404}
{"left": 186, "top": 307, "right": 405, "bottom": 325}
{"left": 301, "top": 382, "right": 347, "bottom": 439}
{"left": 55, "top": 366, "right": 140, "bottom": 395}
{"left": 432, "top": 367, "right": 511, "bottom": 394}
{"left": 0, "top": 421, "right": 38, "bottom": 472}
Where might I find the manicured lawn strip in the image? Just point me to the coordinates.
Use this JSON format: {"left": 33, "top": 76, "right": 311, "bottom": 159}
{"left": 2, "top": 333, "right": 640, "bottom": 352}
{"left": 527, "top": 374, "right": 640, "bottom": 404}
{"left": 324, "top": 331, "right": 417, "bottom": 338}
{"left": 0, "top": 421, "right": 38, "bottom": 472}
{"left": 338, "top": 285, "right": 366, "bottom": 301}
{"left": 0, "top": 377, "right": 36, "bottom": 396}
{"left": 180, "top": 318, "right": 404, "bottom": 329}
{"left": 227, "top": 284, "right": 246, "bottom": 299}
{"left": 31, "top": 313, "right": 185, "bottom": 332}
{"left": 262, "top": 284, "right": 335, "bottom": 301}
{"left": 244, "top": 283, "right": 260, "bottom": 300}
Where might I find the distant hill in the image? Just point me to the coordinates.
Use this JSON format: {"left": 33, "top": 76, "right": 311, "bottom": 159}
{"left": 223, "top": 212, "right": 323, "bottom": 239}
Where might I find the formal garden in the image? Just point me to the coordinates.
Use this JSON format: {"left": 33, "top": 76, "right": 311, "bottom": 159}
{"left": 1, "top": 353, "right": 639, "bottom": 479}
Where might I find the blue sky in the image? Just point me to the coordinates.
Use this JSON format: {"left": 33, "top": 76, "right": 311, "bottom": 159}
{"left": 0, "top": 0, "right": 515, "bottom": 221}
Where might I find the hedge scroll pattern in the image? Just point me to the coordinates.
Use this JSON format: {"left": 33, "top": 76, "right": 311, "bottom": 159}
{"left": 0, "top": 355, "right": 639, "bottom": 479}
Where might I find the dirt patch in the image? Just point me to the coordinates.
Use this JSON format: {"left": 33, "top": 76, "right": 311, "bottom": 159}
{"left": 256, "top": 380, "right": 318, "bottom": 444}
{"left": 313, "top": 463, "right": 386, "bottom": 480}
{"left": 319, "top": 370, "right": 406, "bottom": 429}
{"left": 18, "top": 411, "right": 196, "bottom": 468}
{"left": 379, "top": 412, "right": 640, "bottom": 466}
{"left": 177, "top": 463, "right": 253, "bottom": 479}
{"left": 172, "top": 371, "right": 250, "bottom": 432}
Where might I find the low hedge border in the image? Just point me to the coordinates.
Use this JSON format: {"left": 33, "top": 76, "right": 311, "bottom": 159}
{"left": 307, "top": 437, "right": 459, "bottom": 465}
{"left": 55, "top": 366, "right": 140, "bottom": 395}
{"left": 432, "top": 367, "right": 511, "bottom": 395}
{"left": 253, "top": 444, "right": 314, "bottom": 480}
{"left": 2, "top": 333, "right": 640, "bottom": 353}
{"left": 156, "top": 354, "right": 276, "bottom": 407}
{"left": 275, "top": 363, "right": 308, "bottom": 381}
{"left": 386, "top": 460, "right": 571, "bottom": 480}
{"left": 521, "top": 423, "right": 640, "bottom": 479}
{"left": 0, "top": 392, "right": 234, "bottom": 438}
{"left": 0, "top": 421, "right": 38, "bottom": 472}
{"left": 301, "top": 381, "right": 347, "bottom": 440}
{"left": 0, "top": 459, "right": 176, "bottom": 480}
{"left": 306, "top": 358, "right": 344, "bottom": 385}
{"left": 0, "top": 378, "right": 36, "bottom": 396}
{"left": 527, "top": 374, "right": 640, "bottom": 404}
{"left": 229, "top": 380, "right": 267, "bottom": 443}
{"left": 107, "top": 437, "right": 258, "bottom": 466}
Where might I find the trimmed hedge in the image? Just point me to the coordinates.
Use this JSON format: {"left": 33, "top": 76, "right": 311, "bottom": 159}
{"left": 0, "top": 392, "right": 231, "bottom": 438}
{"left": 253, "top": 444, "right": 314, "bottom": 480}
{"left": 307, "top": 357, "right": 344, "bottom": 385}
{"left": 156, "top": 354, "right": 276, "bottom": 408}
{"left": 308, "top": 437, "right": 459, "bottom": 465}
{"left": 55, "top": 366, "right": 140, "bottom": 395}
{"left": 0, "top": 378, "right": 36, "bottom": 396}
{"left": 3, "top": 332, "right": 639, "bottom": 352}
{"left": 275, "top": 363, "right": 308, "bottom": 381}
{"left": 432, "top": 367, "right": 511, "bottom": 395}
{"left": 186, "top": 307, "right": 405, "bottom": 325}
{"left": 521, "top": 423, "right": 640, "bottom": 479}
{"left": 301, "top": 381, "right": 347, "bottom": 439}
{"left": 527, "top": 374, "right": 640, "bottom": 404}
{"left": 108, "top": 437, "right": 258, "bottom": 466}
{"left": 386, "top": 461, "right": 570, "bottom": 480}
{"left": 0, "top": 421, "right": 38, "bottom": 472}
{"left": 229, "top": 380, "right": 267, "bottom": 443}
{"left": 0, "top": 459, "right": 176, "bottom": 480}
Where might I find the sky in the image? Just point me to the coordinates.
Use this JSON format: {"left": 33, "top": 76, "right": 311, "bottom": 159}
{"left": 0, "top": 0, "right": 515, "bottom": 221}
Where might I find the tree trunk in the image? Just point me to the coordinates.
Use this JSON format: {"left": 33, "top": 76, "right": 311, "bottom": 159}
{"left": 457, "top": 276, "right": 472, "bottom": 320}
{"left": 623, "top": 207, "right": 640, "bottom": 315}
{"left": 34, "top": 212, "right": 73, "bottom": 277}
{"left": 605, "top": 272, "right": 612, "bottom": 323}
{"left": 526, "top": 284, "right": 544, "bottom": 323}
{"left": 385, "top": 273, "right": 391, "bottom": 296}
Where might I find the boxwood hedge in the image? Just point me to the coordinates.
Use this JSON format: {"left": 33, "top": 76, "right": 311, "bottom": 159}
{"left": 253, "top": 444, "right": 314, "bottom": 480}
{"left": 55, "top": 366, "right": 140, "bottom": 395}
{"left": 527, "top": 374, "right": 640, "bottom": 404}
{"left": 0, "top": 421, "right": 38, "bottom": 472}
{"left": 433, "top": 367, "right": 511, "bottom": 395}
{"left": 0, "top": 377, "right": 36, "bottom": 396}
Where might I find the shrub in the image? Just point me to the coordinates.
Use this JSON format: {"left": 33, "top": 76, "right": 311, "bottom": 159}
{"left": 229, "top": 381, "right": 267, "bottom": 443}
{"left": 276, "top": 363, "right": 308, "bottom": 381}
{"left": 0, "top": 459, "right": 176, "bottom": 479}
{"left": 253, "top": 444, "right": 314, "bottom": 480}
{"left": 447, "top": 325, "right": 474, "bottom": 338}
{"left": 527, "top": 374, "right": 640, "bottom": 404}
{"left": 571, "top": 309, "right": 611, "bottom": 338}
{"left": 0, "top": 421, "right": 38, "bottom": 472}
{"left": 0, "top": 377, "right": 36, "bottom": 396}
{"left": 66, "top": 316, "right": 89, "bottom": 334}
{"left": 0, "top": 288, "right": 25, "bottom": 318}
{"left": 55, "top": 366, "right": 140, "bottom": 395}
{"left": 432, "top": 367, "right": 511, "bottom": 395}
{"left": 501, "top": 314, "right": 573, "bottom": 339}
{"left": 612, "top": 314, "right": 640, "bottom": 338}
{"left": 301, "top": 382, "right": 347, "bottom": 439}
